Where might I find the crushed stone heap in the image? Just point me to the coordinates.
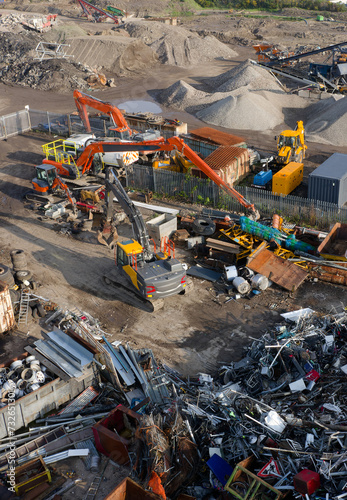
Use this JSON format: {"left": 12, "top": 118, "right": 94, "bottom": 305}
{"left": 305, "top": 95, "right": 347, "bottom": 146}
{"left": 122, "top": 20, "right": 238, "bottom": 66}
{"left": 196, "top": 92, "right": 284, "bottom": 131}
{"left": 205, "top": 59, "right": 283, "bottom": 92}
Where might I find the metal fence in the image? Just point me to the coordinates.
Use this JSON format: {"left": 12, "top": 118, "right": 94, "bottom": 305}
{"left": 125, "top": 164, "right": 347, "bottom": 228}
{"left": 1, "top": 108, "right": 346, "bottom": 227}
{"left": 0, "top": 109, "right": 31, "bottom": 139}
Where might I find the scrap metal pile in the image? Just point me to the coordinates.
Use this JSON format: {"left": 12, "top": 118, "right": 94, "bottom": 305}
{"left": 4, "top": 305, "right": 344, "bottom": 499}
{"left": 180, "top": 214, "right": 347, "bottom": 300}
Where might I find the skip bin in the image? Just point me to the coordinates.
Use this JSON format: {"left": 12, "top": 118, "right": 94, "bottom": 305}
{"left": 92, "top": 404, "right": 141, "bottom": 465}
{"left": 272, "top": 162, "right": 303, "bottom": 196}
{"left": 317, "top": 222, "right": 347, "bottom": 261}
{"left": 104, "top": 477, "right": 161, "bottom": 500}
{"left": 0, "top": 281, "right": 15, "bottom": 334}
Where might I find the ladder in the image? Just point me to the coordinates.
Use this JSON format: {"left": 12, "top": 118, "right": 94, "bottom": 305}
{"left": 85, "top": 460, "right": 109, "bottom": 499}
{"left": 18, "top": 291, "right": 31, "bottom": 326}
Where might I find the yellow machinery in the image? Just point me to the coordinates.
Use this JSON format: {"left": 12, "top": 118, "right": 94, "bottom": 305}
{"left": 276, "top": 120, "right": 307, "bottom": 165}
{"left": 103, "top": 168, "right": 186, "bottom": 302}
{"left": 272, "top": 161, "right": 303, "bottom": 196}
{"left": 152, "top": 151, "right": 194, "bottom": 173}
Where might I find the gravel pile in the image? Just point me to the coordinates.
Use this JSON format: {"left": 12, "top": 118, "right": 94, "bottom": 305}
{"left": 305, "top": 95, "right": 347, "bottom": 146}
{"left": 122, "top": 20, "right": 237, "bottom": 66}
{"left": 196, "top": 91, "right": 284, "bottom": 131}
{"left": 157, "top": 80, "right": 226, "bottom": 111}
{"left": 206, "top": 59, "right": 283, "bottom": 92}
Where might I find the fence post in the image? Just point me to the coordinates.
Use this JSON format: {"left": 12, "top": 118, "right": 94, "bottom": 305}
{"left": 2, "top": 116, "right": 7, "bottom": 139}
{"left": 67, "top": 114, "right": 72, "bottom": 136}
{"left": 153, "top": 167, "right": 157, "bottom": 194}
{"left": 47, "top": 111, "right": 51, "bottom": 134}
{"left": 24, "top": 105, "right": 31, "bottom": 131}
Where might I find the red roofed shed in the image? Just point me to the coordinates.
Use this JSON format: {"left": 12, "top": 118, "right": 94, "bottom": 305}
{"left": 191, "top": 145, "right": 250, "bottom": 187}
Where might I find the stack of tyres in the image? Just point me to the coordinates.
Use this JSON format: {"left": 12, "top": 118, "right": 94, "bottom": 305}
{"left": 10, "top": 250, "right": 33, "bottom": 286}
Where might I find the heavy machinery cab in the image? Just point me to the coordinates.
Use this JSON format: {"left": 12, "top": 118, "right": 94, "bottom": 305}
{"left": 32, "top": 165, "right": 57, "bottom": 193}
{"left": 277, "top": 134, "right": 297, "bottom": 149}
{"left": 116, "top": 240, "right": 144, "bottom": 269}
{"left": 108, "top": 128, "right": 131, "bottom": 141}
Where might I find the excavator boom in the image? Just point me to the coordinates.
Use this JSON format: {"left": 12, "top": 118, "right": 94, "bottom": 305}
{"left": 78, "top": 137, "right": 258, "bottom": 217}
{"left": 104, "top": 168, "right": 152, "bottom": 258}
{"left": 73, "top": 90, "right": 131, "bottom": 138}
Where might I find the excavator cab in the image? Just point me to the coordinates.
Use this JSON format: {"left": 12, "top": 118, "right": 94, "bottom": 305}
{"left": 32, "top": 165, "right": 58, "bottom": 194}
{"left": 115, "top": 240, "right": 145, "bottom": 290}
{"left": 108, "top": 127, "right": 131, "bottom": 141}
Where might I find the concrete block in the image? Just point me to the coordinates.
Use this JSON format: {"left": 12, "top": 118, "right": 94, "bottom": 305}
{"left": 146, "top": 213, "right": 177, "bottom": 243}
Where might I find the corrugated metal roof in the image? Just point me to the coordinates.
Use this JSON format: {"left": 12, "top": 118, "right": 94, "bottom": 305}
{"left": 310, "top": 153, "right": 347, "bottom": 181}
{"left": 204, "top": 146, "right": 248, "bottom": 170}
{"left": 189, "top": 127, "right": 246, "bottom": 146}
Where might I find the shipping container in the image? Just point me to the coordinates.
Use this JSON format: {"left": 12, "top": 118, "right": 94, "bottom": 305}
{"left": 0, "top": 281, "right": 15, "bottom": 334}
{"left": 272, "top": 161, "right": 303, "bottom": 196}
{"left": 308, "top": 153, "right": 347, "bottom": 207}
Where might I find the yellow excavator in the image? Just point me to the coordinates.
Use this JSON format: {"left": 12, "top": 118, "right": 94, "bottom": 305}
{"left": 275, "top": 120, "right": 307, "bottom": 165}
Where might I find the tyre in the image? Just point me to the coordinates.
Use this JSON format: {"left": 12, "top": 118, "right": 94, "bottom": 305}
{"left": 0, "top": 264, "right": 15, "bottom": 286}
{"left": 10, "top": 249, "right": 27, "bottom": 271}
{"left": 32, "top": 307, "right": 39, "bottom": 319}
{"left": 9, "top": 288, "right": 20, "bottom": 305}
{"left": 15, "top": 270, "right": 32, "bottom": 283}
{"left": 37, "top": 304, "right": 46, "bottom": 318}
{"left": 192, "top": 217, "right": 216, "bottom": 236}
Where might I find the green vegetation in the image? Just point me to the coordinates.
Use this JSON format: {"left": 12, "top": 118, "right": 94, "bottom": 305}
{"left": 194, "top": 0, "right": 346, "bottom": 12}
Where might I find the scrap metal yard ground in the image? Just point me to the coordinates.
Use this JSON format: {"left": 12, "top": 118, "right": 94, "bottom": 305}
{"left": 1, "top": 131, "right": 346, "bottom": 376}
{"left": 0, "top": 9, "right": 347, "bottom": 376}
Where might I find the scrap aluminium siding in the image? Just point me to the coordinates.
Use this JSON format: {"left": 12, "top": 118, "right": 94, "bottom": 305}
{"left": 308, "top": 153, "right": 347, "bottom": 206}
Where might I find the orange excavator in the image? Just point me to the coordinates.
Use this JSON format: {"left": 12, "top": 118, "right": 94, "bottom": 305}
{"left": 73, "top": 90, "right": 133, "bottom": 140}
{"left": 58, "top": 136, "right": 259, "bottom": 218}
{"left": 29, "top": 164, "right": 77, "bottom": 214}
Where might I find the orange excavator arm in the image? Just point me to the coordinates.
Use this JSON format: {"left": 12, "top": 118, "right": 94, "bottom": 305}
{"left": 73, "top": 90, "right": 132, "bottom": 139}
{"left": 52, "top": 176, "right": 77, "bottom": 212}
{"left": 76, "top": 137, "right": 259, "bottom": 217}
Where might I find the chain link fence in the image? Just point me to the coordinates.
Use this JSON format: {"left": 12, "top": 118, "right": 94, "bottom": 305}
{"left": 125, "top": 164, "right": 347, "bottom": 228}
{"left": 0, "top": 109, "right": 31, "bottom": 139}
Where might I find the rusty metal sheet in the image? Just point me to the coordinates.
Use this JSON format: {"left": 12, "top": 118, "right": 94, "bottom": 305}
{"left": 0, "top": 281, "right": 15, "bottom": 334}
{"left": 247, "top": 247, "right": 308, "bottom": 291}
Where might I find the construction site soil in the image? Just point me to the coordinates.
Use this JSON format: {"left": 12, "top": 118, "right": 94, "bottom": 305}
{"left": 1, "top": 5, "right": 347, "bottom": 498}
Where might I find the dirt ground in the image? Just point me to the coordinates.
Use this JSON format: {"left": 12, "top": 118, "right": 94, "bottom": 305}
{"left": 1, "top": 5, "right": 347, "bottom": 499}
